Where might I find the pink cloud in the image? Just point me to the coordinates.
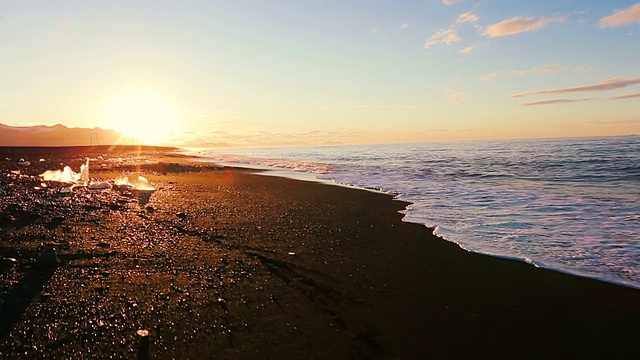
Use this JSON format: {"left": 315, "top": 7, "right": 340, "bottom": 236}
{"left": 484, "top": 15, "right": 566, "bottom": 37}
{"left": 599, "top": 3, "right": 640, "bottom": 27}
{"left": 511, "top": 77, "right": 640, "bottom": 98}
{"left": 479, "top": 73, "right": 498, "bottom": 81}
{"left": 519, "top": 98, "right": 594, "bottom": 107}
{"left": 608, "top": 92, "right": 640, "bottom": 100}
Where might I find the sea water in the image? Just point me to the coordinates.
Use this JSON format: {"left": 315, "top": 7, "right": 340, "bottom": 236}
{"left": 187, "top": 136, "right": 640, "bottom": 288}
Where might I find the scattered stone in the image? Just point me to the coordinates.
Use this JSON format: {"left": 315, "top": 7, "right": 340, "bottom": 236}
{"left": 34, "top": 247, "right": 62, "bottom": 267}
{"left": 88, "top": 181, "right": 112, "bottom": 190}
{"left": 1, "top": 257, "right": 18, "bottom": 269}
{"left": 137, "top": 329, "right": 151, "bottom": 360}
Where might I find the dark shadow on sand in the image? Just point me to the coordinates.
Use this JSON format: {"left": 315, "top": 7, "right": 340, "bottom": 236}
{"left": 0, "top": 251, "right": 118, "bottom": 340}
{"left": 0, "top": 266, "right": 57, "bottom": 340}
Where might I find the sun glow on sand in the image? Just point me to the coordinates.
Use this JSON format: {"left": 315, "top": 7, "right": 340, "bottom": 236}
{"left": 105, "top": 90, "right": 180, "bottom": 145}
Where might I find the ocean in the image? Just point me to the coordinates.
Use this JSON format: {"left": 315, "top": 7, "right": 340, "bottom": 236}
{"left": 186, "top": 136, "right": 640, "bottom": 289}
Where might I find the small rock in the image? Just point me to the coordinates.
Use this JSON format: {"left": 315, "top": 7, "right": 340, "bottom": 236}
{"left": 1, "top": 257, "right": 17, "bottom": 269}
{"left": 176, "top": 212, "right": 187, "bottom": 220}
{"left": 146, "top": 206, "right": 155, "bottom": 213}
{"left": 35, "top": 247, "right": 62, "bottom": 267}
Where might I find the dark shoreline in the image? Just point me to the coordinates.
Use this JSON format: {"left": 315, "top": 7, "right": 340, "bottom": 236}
{"left": 0, "top": 146, "right": 639, "bottom": 359}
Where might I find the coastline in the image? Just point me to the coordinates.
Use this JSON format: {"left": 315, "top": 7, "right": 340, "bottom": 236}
{"left": 197, "top": 154, "right": 640, "bottom": 291}
{"left": 0, "top": 146, "right": 638, "bottom": 359}
{"left": 190, "top": 138, "right": 640, "bottom": 289}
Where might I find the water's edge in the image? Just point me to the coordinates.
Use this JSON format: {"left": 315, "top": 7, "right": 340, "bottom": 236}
{"left": 190, "top": 156, "right": 640, "bottom": 291}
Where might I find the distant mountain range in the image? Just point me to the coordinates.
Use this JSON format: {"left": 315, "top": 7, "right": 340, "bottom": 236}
{"left": 0, "top": 123, "right": 137, "bottom": 146}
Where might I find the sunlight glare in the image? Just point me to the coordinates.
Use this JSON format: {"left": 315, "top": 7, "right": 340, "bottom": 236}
{"left": 105, "top": 90, "right": 180, "bottom": 145}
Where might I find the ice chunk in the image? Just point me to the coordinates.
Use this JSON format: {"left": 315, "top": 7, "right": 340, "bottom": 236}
{"left": 114, "top": 175, "right": 130, "bottom": 186}
{"left": 131, "top": 176, "right": 155, "bottom": 191}
{"left": 40, "top": 166, "right": 81, "bottom": 183}
{"left": 88, "top": 181, "right": 112, "bottom": 190}
{"left": 114, "top": 175, "right": 155, "bottom": 191}
{"left": 40, "top": 161, "right": 86, "bottom": 184}
{"left": 79, "top": 158, "right": 89, "bottom": 186}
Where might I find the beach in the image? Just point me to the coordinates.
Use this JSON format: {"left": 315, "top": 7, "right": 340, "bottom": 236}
{"left": 0, "top": 146, "right": 638, "bottom": 359}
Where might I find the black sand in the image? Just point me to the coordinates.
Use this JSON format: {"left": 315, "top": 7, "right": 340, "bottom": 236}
{"left": 0, "top": 146, "right": 638, "bottom": 359}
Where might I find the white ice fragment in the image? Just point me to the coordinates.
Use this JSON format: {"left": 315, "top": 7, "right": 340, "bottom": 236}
{"left": 114, "top": 175, "right": 130, "bottom": 186}
{"left": 113, "top": 175, "right": 155, "bottom": 191}
{"left": 88, "top": 181, "right": 112, "bottom": 190}
{"left": 40, "top": 165, "right": 81, "bottom": 183}
{"left": 132, "top": 176, "right": 155, "bottom": 191}
{"left": 79, "top": 158, "right": 89, "bottom": 186}
{"left": 18, "top": 160, "right": 30, "bottom": 167}
{"left": 39, "top": 158, "right": 46, "bottom": 162}
{"left": 114, "top": 175, "right": 133, "bottom": 190}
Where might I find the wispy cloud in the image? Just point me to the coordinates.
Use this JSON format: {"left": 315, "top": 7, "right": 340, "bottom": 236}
{"left": 442, "top": 0, "right": 462, "bottom": 5}
{"left": 574, "top": 65, "right": 596, "bottom": 73}
{"left": 424, "top": 28, "right": 460, "bottom": 48}
{"left": 484, "top": 15, "right": 566, "bottom": 37}
{"left": 608, "top": 92, "right": 640, "bottom": 100}
{"left": 424, "top": 11, "right": 479, "bottom": 49}
{"left": 456, "top": 12, "right": 479, "bottom": 24}
{"left": 519, "top": 99, "right": 594, "bottom": 107}
{"left": 402, "top": 22, "right": 411, "bottom": 29}
{"left": 480, "top": 64, "right": 593, "bottom": 81}
{"left": 511, "top": 78, "right": 640, "bottom": 98}
{"left": 479, "top": 73, "right": 498, "bottom": 81}
{"left": 599, "top": 3, "right": 640, "bottom": 27}
{"left": 445, "top": 87, "right": 464, "bottom": 104}
{"left": 587, "top": 118, "right": 640, "bottom": 125}
{"left": 459, "top": 46, "right": 474, "bottom": 54}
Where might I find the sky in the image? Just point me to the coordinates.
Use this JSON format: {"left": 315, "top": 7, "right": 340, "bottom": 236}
{"left": 1, "top": 0, "right": 639, "bottom": 146}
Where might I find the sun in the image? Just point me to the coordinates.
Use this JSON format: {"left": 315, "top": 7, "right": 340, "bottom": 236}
{"left": 105, "top": 90, "right": 180, "bottom": 145}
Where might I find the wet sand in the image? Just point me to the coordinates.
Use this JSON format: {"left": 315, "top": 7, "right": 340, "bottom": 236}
{"left": 0, "top": 146, "right": 638, "bottom": 359}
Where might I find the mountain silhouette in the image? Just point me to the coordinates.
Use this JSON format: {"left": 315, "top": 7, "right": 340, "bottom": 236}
{"left": 0, "top": 123, "right": 137, "bottom": 146}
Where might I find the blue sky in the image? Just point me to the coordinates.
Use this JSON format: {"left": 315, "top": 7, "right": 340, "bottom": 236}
{"left": 0, "top": 1, "right": 638, "bottom": 146}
